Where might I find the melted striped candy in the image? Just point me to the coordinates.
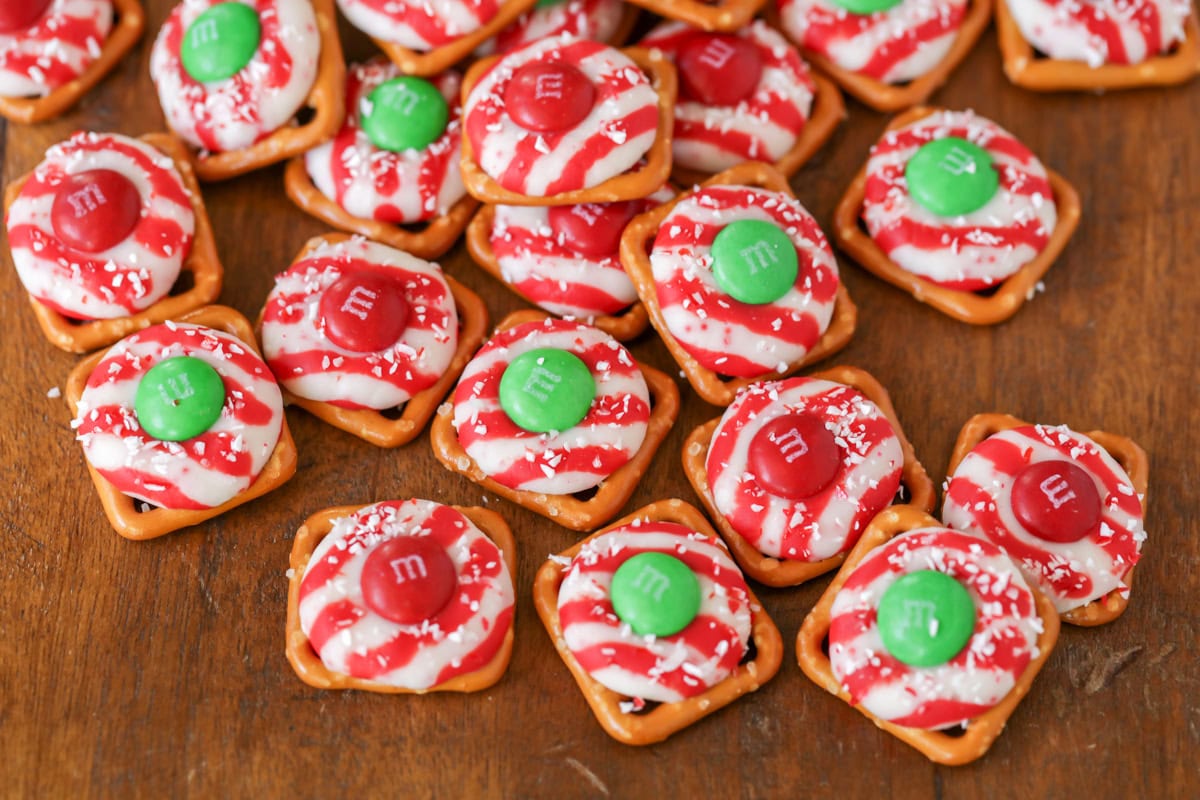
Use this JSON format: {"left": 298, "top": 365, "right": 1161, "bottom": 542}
{"left": 0, "top": 0, "right": 51, "bottom": 32}
{"left": 50, "top": 169, "right": 142, "bottom": 254}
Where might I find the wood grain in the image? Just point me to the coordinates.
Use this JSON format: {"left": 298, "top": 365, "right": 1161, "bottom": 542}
{"left": 1, "top": 5, "right": 1197, "bottom": 797}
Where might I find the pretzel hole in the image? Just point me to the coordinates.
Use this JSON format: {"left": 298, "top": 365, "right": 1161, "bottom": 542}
{"left": 134, "top": 499, "right": 160, "bottom": 514}
{"left": 893, "top": 482, "right": 911, "bottom": 504}
{"left": 378, "top": 404, "right": 408, "bottom": 421}
{"left": 295, "top": 105, "right": 316, "bottom": 127}
{"left": 571, "top": 485, "right": 600, "bottom": 502}
{"left": 741, "top": 634, "right": 758, "bottom": 665}
{"left": 168, "top": 269, "right": 195, "bottom": 297}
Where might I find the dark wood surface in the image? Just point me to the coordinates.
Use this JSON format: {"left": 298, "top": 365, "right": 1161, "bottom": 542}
{"left": 2, "top": 4, "right": 1197, "bottom": 797}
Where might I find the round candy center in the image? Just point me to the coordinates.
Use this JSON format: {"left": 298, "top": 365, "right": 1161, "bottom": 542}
{"left": 748, "top": 414, "right": 842, "bottom": 500}
{"left": 547, "top": 201, "right": 638, "bottom": 258}
{"left": 319, "top": 271, "right": 410, "bottom": 354}
{"left": 710, "top": 219, "right": 799, "bottom": 305}
{"left": 498, "top": 348, "right": 595, "bottom": 434}
{"left": 828, "top": 0, "right": 904, "bottom": 14}
{"left": 362, "top": 76, "right": 449, "bottom": 153}
{"left": 134, "top": 356, "right": 226, "bottom": 442}
{"left": 504, "top": 62, "right": 596, "bottom": 133}
{"left": 610, "top": 552, "right": 701, "bottom": 638}
{"left": 50, "top": 169, "right": 142, "bottom": 254}
{"left": 0, "top": 0, "right": 52, "bottom": 33}
{"left": 181, "top": 2, "right": 262, "bottom": 84}
{"left": 360, "top": 537, "right": 457, "bottom": 625}
{"left": 1011, "top": 460, "right": 1102, "bottom": 543}
{"left": 877, "top": 570, "right": 977, "bottom": 668}
{"left": 677, "top": 34, "right": 763, "bottom": 107}
{"left": 905, "top": 136, "right": 999, "bottom": 218}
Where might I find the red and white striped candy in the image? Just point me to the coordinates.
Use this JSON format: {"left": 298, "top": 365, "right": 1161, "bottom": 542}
{"left": 73, "top": 322, "right": 285, "bottom": 510}
{"left": 777, "top": 0, "right": 968, "bottom": 84}
{"left": 650, "top": 185, "right": 839, "bottom": 378}
{"left": 298, "top": 499, "right": 515, "bottom": 689}
{"left": 639, "top": 21, "right": 816, "bottom": 174}
{"left": 862, "top": 109, "right": 1057, "bottom": 291}
{"left": 829, "top": 527, "right": 1042, "bottom": 730}
{"left": 487, "top": 187, "right": 673, "bottom": 320}
{"left": 483, "top": 0, "right": 626, "bottom": 55}
{"left": 337, "top": 0, "right": 502, "bottom": 50}
{"left": 0, "top": 0, "right": 112, "bottom": 97}
{"left": 1006, "top": 0, "right": 1190, "bottom": 66}
{"left": 706, "top": 377, "right": 903, "bottom": 561}
{"left": 463, "top": 36, "right": 660, "bottom": 197}
{"left": 305, "top": 61, "right": 466, "bottom": 225}
{"left": 452, "top": 317, "right": 650, "bottom": 495}
{"left": 942, "top": 424, "right": 1146, "bottom": 614}
{"left": 260, "top": 237, "right": 459, "bottom": 411}
{"left": 150, "top": 0, "right": 320, "bottom": 153}
{"left": 558, "top": 520, "right": 752, "bottom": 702}
{"left": 6, "top": 132, "right": 195, "bottom": 320}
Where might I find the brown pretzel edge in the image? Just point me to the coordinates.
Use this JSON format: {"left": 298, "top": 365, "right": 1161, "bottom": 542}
{"left": 460, "top": 47, "right": 677, "bottom": 206}
{"left": 682, "top": 365, "right": 936, "bottom": 587}
{"left": 4, "top": 133, "right": 223, "bottom": 354}
{"left": 285, "top": 503, "right": 516, "bottom": 693}
{"left": 623, "top": 0, "right": 766, "bottom": 32}
{"left": 283, "top": 157, "right": 479, "bottom": 261}
{"left": 833, "top": 106, "right": 1082, "bottom": 326}
{"left": 532, "top": 498, "right": 783, "bottom": 744}
{"left": 996, "top": 0, "right": 1200, "bottom": 91}
{"left": 796, "top": 504, "right": 1061, "bottom": 765}
{"left": 766, "top": 0, "right": 993, "bottom": 112}
{"left": 464, "top": 204, "right": 650, "bottom": 341}
{"left": 0, "top": 0, "right": 144, "bottom": 124}
{"left": 253, "top": 233, "right": 489, "bottom": 447}
{"left": 672, "top": 71, "right": 846, "bottom": 187}
{"left": 946, "top": 413, "right": 1149, "bottom": 626}
{"left": 373, "top": 0, "right": 541, "bottom": 76}
{"left": 191, "top": 0, "right": 345, "bottom": 182}
{"left": 63, "top": 305, "right": 298, "bottom": 540}
{"left": 620, "top": 160, "right": 858, "bottom": 406}
{"left": 430, "top": 309, "right": 680, "bottom": 531}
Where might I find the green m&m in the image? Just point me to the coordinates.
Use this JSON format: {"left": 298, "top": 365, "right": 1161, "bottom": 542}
{"left": 498, "top": 348, "right": 595, "bottom": 434}
{"left": 535, "top": 0, "right": 568, "bottom": 7}
{"left": 180, "top": 2, "right": 261, "bottom": 84}
{"left": 877, "top": 570, "right": 977, "bottom": 667}
{"left": 134, "top": 356, "right": 226, "bottom": 442}
{"left": 905, "top": 137, "right": 999, "bottom": 217}
{"left": 611, "top": 552, "right": 701, "bottom": 637}
{"left": 361, "top": 77, "right": 449, "bottom": 153}
{"left": 828, "top": 0, "right": 903, "bottom": 13}
{"left": 710, "top": 219, "right": 799, "bottom": 305}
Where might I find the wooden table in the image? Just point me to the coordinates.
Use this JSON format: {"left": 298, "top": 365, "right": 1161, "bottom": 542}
{"left": 3, "top": 5, "right": 1196, "bottom": 797}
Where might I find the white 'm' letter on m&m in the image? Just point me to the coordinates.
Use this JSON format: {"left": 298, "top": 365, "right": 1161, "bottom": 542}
{"left": 66, "top": 184, "right": 108, "bottom": 219}
{"left": 698, "top": 38, "right": 737, "bottom": 69}
{"left": 534, "top": 73, "right": 564, "bottom": 100}
{"left": 339, "top": 285, "right": 379, "bottom": 321}
{"left": 631, "top": 565, "right": 671, "bottom": 602}
{"left": 738, "top": 241, "right": 778, "bottom": 274}
{"left": 389, "top": 554, "right": 428, "bottom": 583}
{"left": 1038, "top": 474, "right": 1077, "bottom": 509}
{"left": 939, "top": 146, "right": 978, "bottom": 176}
{"left": 192, "top": 18, "right": 219, "bottom": 45}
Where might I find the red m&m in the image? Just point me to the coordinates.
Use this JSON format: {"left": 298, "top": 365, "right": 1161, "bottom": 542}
{"left": 360, "top": 537, "right": 458, "bottom": 625}
{"left": 318, "top": 271, "right": 410, "bottom": 353}
{"left": 547, "top": 201, "right": 639, "bottom": 257}
{"left": 0, "top": 0, "right": 51, "bottom": 32}
{"left": 748, "top": 414, "right": 842, "bottom": 500}
{"left": 505, "top": 63, "right": 596, "bottom": 133}
{"left": 1011, "top": 460, "right": 1102, "bottom": 543}
{"left": 50, "top": 169, "right": 142, "bottom": 253}
{"left": 677, "top": 34, "right": 762, "bottom": 107}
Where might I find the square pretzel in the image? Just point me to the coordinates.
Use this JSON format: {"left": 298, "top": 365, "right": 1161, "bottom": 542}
{"left": 671, "top": 71, "right": 846, "bottom": 187}
{"left": 64, "top": 305, "right": 298, "bottom": 541}
{"left": 256, "top": 233, "right": 490, "bottom": 448}
{"left": 430, "top": 309, "right": 680, "bottom": 532}
{"left": 459, "top": 47, "right": 677, "bottom": 206}
{"left": 682, "top": 365, "right": 936, "bottom": 587}
{"left": 285, "top": 503, "right": 517, "bottom": 693}
{"left": 3, "top": 133, "right": 223, "bottom": 354}
{"left": 833, "top": 106, "right": 1082, "bottom": 326}
{"left": 947, "top": 412, "right": 1150, "bottom": 626}
{"left": 0, "top": 0, "right": 144, "bottom": 124}
{"left": 189, "top": 0, "right": 345, "bottom": 182}
{"left": 796, "top": 504, "right": 1061, "bottom": 765}
{"left": 765, "top": 0, "right": 993, "bottom": 112}
{"left": 996, "top": 0, "right": 1200, "bottom": 91}
{"left": 371, "top": 0, "right": 540, "bottom": 76}
{"left": 284, "top": 157, "right": 479, "bottom": 261}
{"left": 532, "top": 498, "right": 784, "bottom": 744}
{"left": 623, "top": 0, "right": 767, "bottom": 32}
{"left": 620, "top": 160, "right": 858, "bottom": 406}
{"left": 465, "top": 203, "right": 650, "bottom": 341}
